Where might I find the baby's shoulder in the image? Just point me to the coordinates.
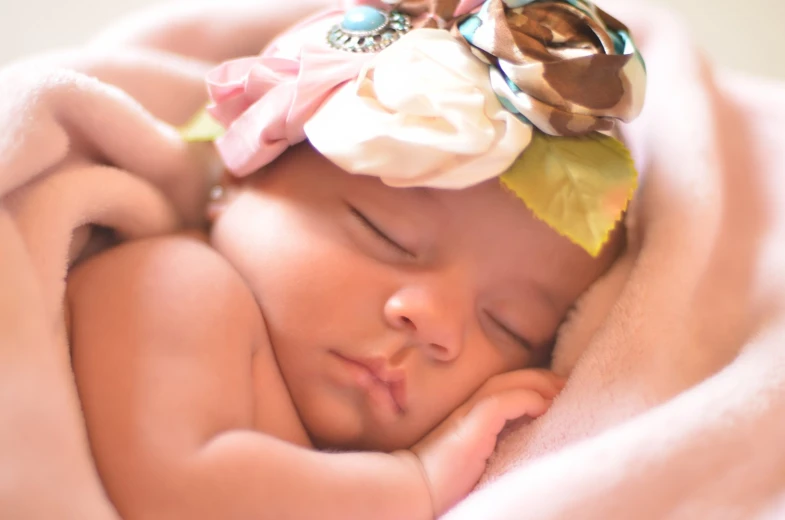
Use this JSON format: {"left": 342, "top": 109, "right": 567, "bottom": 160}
{"left": 67, "top": 233, "right": 264, "bottom": 340}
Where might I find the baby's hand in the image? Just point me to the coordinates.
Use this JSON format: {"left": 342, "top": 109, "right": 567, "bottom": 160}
{"left": 397, "top": 369, "right": 565, "bottom": 518}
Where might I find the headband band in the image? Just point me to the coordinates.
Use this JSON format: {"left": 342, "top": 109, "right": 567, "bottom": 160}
{"left": 186, "top": 0, "right": 647, "bottom": 255}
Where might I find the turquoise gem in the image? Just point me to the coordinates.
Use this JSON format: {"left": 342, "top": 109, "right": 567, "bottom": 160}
{"left": 341, "top": 6, "right": 388, "bottom": 33}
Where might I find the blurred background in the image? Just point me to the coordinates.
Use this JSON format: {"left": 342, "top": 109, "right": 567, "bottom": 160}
{"left": 0, "top": 0, "right": 783, "bottom": 79}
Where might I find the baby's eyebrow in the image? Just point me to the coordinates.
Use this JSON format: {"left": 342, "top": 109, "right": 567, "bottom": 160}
{"left": 405, "top": 186, "right": 440, "bottom": 206}
{"left": 388, "top": 187, "right": 444, "bottom": 227}
{"left": 521, "top": 278, "right": 560, "bottom": 316}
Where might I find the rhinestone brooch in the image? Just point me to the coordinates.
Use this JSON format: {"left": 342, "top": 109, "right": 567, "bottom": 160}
{"left": 328, "top": 6, "right": 412, "bottom": 53}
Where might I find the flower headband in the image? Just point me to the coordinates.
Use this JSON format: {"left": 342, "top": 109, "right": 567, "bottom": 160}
{"left": 182, "top": 0, "right": 647, "bottom": 256}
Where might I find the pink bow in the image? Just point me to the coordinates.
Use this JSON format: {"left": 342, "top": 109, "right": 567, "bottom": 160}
{"left": 206, "top": 9, "right": 373, "bottom": 176}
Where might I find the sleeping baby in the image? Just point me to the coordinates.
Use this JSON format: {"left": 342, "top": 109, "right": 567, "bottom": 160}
{"left": 66, "top": 1, "right": 646, "bottom": 518}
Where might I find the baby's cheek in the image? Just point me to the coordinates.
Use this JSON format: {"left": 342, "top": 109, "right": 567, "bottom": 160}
{"left": 250, "top": 339, "right": 313, "bottom": 448}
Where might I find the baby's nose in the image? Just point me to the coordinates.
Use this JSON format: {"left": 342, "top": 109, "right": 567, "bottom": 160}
{"left": 384, "top": 285, "right": 465, "bottom": 362}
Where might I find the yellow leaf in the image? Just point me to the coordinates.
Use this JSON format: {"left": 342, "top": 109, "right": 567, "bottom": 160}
{"left": 500, "top": 131, "right": 638, "bottom": 257}
{"left": 178, "top": 107, "right": 225, "bottom": 142}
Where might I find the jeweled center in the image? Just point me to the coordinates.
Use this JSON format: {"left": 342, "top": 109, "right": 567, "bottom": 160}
{"left": 341, "top": 6, "right": 389, "bottom": 34}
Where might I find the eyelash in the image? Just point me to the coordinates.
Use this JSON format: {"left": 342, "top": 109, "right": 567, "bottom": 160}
{"left": 349, "top": 206, "right": 415, "bottom": 258}
{"left": 487, "top": 312, "right": 533, "bottom": 352}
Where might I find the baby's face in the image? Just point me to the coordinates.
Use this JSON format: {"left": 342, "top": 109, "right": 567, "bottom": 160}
{"left": 211, "top": 144, "right": 621, "bottom": 452}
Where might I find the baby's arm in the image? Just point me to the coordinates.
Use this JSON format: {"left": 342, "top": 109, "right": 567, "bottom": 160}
{"left": 68, "top": 235, "right": 560, "bottom": 520}
{"left": 68, "top": 236, "right": 432, "bottom": 520}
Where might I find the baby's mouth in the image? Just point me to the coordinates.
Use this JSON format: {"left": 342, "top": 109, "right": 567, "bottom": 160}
{"left": 330, "top": 350, "right": 408, "bottom": 415}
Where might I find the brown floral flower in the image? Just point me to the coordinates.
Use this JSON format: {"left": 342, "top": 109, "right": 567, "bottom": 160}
{"left": 456, "top": 0, "right": 646, "bottom": 136}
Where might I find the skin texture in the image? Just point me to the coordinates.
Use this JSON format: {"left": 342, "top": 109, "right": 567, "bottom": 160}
{"left": 210, "top": 142, "right": 622, "bottom": 452}
{"left": 67, "top": 142, "right": 623, "bottom": 519}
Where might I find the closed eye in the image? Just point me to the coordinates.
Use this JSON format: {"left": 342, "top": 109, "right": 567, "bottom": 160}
{"left": 348, "top": 206, "right": 415, "bottom": 258}
{"left": 487, "top": 312, "right": 533, "bottom": 352}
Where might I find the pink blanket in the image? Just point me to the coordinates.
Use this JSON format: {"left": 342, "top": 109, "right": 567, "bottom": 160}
{"left": 1, "top": 1, "right": 783, "bottom": 518}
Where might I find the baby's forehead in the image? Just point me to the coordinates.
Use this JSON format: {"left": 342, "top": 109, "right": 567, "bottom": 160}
{"left": 267, "top": 142, "right": 623, "bottom": 276}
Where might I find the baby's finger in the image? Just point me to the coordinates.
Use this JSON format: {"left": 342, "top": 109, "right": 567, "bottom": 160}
{"left": 456, "top": 390, "right": 551, "bottom": 449}
{"left": 474, "top": 369, "right": 565, "bottom": 402}
{"left": 411, "top": 390, "right": 554, "bottom": 515}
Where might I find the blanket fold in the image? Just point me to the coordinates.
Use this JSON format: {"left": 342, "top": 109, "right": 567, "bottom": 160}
{"left": 445, "top": 4, "right": 785, "bottom": 518}
{"left": 1, "top": 1, "right": 783, "bottom": 518}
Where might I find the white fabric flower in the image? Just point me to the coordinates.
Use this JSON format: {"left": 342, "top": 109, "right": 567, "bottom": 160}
{"left": 304, "top": 28, "right": 533, "bottom": 189}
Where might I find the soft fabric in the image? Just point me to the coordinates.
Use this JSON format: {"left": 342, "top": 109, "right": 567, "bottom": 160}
{"left": 0, "top": 2, "right": 331, "bottom": 517}
{"left": 209, "top": 0, "right": 646, "bottom": 187}
{"left": 447, "top": 3, "right": 785, "bottom": 518}
{"left": 206, "top": 8, "right": 373, "bottom": 176}
{"left": 0, "top": 2, "right": 783, "bottom": 520}
{"left": 458, "top": 0, "right": 646, "bottom": 136}
{"left": 305, "top": 28, "right": 534, "bottom": 189}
